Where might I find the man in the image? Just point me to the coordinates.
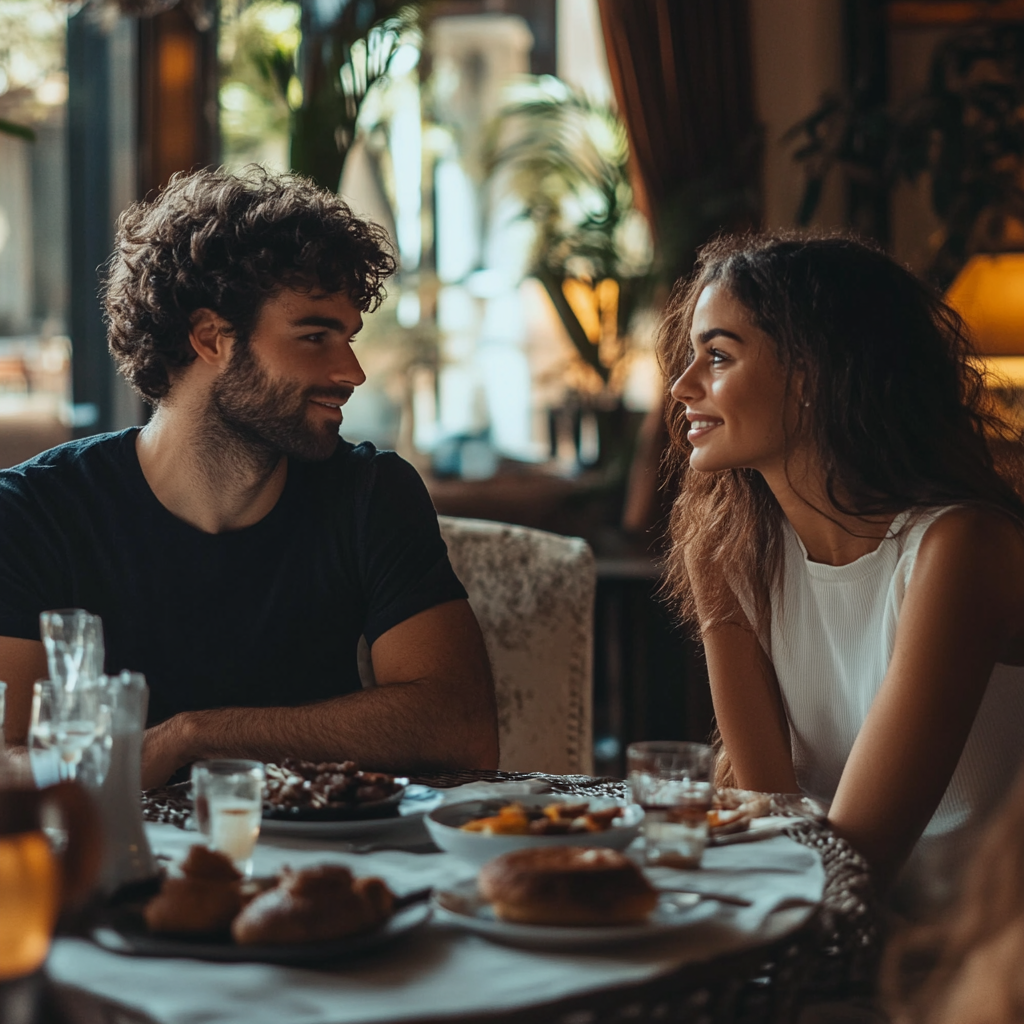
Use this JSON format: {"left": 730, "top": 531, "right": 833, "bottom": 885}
{"left": 0, "top": 167, "right": 498, "bottom": 786}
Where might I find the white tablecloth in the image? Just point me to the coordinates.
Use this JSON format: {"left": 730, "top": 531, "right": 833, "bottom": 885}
{"left": 47, "top": 815, "right": 824, "bottom": 1024}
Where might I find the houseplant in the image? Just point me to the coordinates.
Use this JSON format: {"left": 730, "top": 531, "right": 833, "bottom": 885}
{"left": 787, "top": 21, "right": 1024, "bottom": 289}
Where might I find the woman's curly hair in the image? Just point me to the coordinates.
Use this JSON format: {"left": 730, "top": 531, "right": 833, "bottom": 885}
{"left": 102, "top": 165, "right": 397, "bottom": 402}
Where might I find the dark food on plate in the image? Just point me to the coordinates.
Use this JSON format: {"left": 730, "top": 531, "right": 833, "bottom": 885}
{"left": 478, "top": 846, "right": 658, "bottom": 926}
{"left": 263, "top": 758, "right": 404, "bottom": 819}
{"left": 143, "top": 845, "right": 245, "bottom": 936}
{"left": 233, "top": 864, "right": 394, "bottom": 945}
{"left": 143, "top": 846, "right": 395, "bottom": 945}
{"left": 459, "top": 800, "right": 623, "bottom": 835}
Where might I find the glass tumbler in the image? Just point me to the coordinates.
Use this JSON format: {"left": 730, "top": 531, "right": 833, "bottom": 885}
{"left": 191, "top": 760, "right": 265, "bottom": 876}
{"left": 627, "top": 741, "right": 714, "bottom": 868}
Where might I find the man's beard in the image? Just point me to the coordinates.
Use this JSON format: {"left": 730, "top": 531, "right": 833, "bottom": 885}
{"left": 210, "top": 342, "right": 344, "bottom": 462}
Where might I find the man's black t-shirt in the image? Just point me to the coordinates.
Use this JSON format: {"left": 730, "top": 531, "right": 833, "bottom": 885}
{"left": 0, "top": 429, "right": 467, "bottom": 725}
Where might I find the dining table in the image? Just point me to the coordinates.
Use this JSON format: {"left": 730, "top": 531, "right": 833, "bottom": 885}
{"left": 39, "top": 770, "right": 885, "bottom": 1024}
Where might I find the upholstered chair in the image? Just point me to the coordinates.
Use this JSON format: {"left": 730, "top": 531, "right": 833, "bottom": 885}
{"left": 436, "top": 516, "right": 595, "bottom": 775}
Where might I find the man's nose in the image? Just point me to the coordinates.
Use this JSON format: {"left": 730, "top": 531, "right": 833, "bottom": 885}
{"left": 332, "top": 343, "right": 367, "bottom": 387}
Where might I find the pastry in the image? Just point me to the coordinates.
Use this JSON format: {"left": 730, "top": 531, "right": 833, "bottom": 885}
{"left": 232, "top": 864, "right": 394, "bottom": 945}
{"left": 143, "top": 845, "right": 244, "bottom": 935}
{"left": 477, "top": 846, "right": 658, "bottom": 926}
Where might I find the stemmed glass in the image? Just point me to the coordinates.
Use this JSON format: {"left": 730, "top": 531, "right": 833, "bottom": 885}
{"left": 28, "top": 679, "right": 112, "bottom": 787}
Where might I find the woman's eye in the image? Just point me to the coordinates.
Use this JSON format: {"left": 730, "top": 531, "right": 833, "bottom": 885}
{"left": 708, "top": 347, "right": 729, "bottom": 364}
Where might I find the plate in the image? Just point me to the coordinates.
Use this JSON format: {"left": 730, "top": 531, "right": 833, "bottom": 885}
{"left": 260, "top": 785, "right": 443, "bottom": 839}
{"left": 90, "top": 902, "right": 431, "bottom": 965}
{"left": 425, "top": 795, "right": 643, "bottom": 866}
{"left": 432, "top": 880, "right": 717, "bottom": 949}
{"left": 262, "top": 780, "right": 408, "bottom": 822}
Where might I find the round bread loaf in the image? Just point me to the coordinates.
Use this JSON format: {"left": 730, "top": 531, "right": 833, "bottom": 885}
{"left": 143, "top": 848, "right": 243, "bottom": 935}
{"left": 477, "top": 846, "right": 658, "bottom": 926}
{"left": 232, "top": 864, "right": 394, "bottom": 945}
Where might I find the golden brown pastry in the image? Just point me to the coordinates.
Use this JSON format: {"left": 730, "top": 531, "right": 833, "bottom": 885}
{"left": 477, "top": 846, "right": 658, "bottom": 926}
{"left": 232, "top": 864, "right": 394, "bottom": 945}
{"left": 143, "top": 846, "right": 243, "bottom": 935}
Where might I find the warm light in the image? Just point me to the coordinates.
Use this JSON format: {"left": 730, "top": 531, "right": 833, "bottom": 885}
{"left": 970, "top": 355, "right": 1024, "bottom": 387}
{"left": 945, "top": 253, "right": 1024, "bottom": 355}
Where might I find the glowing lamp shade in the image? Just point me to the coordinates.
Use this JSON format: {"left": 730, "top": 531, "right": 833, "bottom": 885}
{"left": 945, "top": 253, "right": 1024, "bottom": 385}
{"left": 945, "top": 253, "right": 1024, "bottom": 355}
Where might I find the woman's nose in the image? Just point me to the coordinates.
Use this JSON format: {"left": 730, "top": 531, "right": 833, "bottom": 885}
{"left": 670, "top": 364, "right": 698, "bottom": 403}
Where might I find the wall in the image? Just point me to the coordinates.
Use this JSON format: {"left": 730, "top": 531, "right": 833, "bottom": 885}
{"left": 750, "top": 0, "right": 847, "bottom": 231}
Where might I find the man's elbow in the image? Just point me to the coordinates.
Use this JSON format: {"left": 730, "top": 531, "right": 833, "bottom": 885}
{"left": 451, "top": 697, "right": 499, "bottom": 770}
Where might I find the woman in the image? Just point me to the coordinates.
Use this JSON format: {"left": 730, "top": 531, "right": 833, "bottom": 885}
{"left": 659, "top": 233, "right": 1024, "bottom": 913}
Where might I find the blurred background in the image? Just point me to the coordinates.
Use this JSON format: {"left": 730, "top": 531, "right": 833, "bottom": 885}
{"left": 3, "top": 0, "right": 1024, "bottom": 773}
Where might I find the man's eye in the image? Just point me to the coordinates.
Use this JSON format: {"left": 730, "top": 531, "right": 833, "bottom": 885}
{"left": 303, "top": 332, "right": 325, "bottom": 343}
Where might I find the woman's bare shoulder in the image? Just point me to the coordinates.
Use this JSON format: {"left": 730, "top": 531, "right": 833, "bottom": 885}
{"left": 916, "top": 505, "right": 1024, "bottom": 561}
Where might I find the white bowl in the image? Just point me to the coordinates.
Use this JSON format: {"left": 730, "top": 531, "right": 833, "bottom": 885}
{"left": 426, "top": 794, "right": 643, "bottom": 866}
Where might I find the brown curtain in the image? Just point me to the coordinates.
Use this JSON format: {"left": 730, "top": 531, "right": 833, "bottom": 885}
{"left": 597, "top": 0, "right": 759, "bottom": 253}
{"left": 597, "top": 1, "right": 759, "bottom": 536}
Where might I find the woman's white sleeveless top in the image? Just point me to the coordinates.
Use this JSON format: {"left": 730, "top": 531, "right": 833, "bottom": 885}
{"left": 771, "top": 507, "right": 1024, "bottom": 913}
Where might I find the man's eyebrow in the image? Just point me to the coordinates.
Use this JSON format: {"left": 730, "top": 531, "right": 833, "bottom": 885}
{"left": 291, "top": 315, "right": 361, "bottom": 334}
{"left": 696, "top": 328, "right": 744, "bottom": 345}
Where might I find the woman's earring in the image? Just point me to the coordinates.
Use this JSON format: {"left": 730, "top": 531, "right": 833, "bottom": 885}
{"left": 802, "top": 399, "right": 810, "bottom": 408}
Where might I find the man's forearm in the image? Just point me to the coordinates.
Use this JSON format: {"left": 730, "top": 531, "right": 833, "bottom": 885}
{"left": 149, "top": 679, "right": 498, "bottom": 783}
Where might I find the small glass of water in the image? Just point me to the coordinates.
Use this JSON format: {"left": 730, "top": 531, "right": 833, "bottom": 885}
{"left": 627, "top": 741, "right": 714, "bottom": 869}
{"left": 191, "top": 760, "right": 265, "bottom": 876}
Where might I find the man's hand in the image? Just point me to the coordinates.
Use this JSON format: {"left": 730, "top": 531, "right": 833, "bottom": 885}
{"left": 141, "top": 715, "right": 193, "bottom": 790}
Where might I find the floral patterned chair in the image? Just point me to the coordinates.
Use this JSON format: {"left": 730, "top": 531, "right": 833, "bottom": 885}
{"left": 438, "top": 516, "right": 596, "bottom": 775}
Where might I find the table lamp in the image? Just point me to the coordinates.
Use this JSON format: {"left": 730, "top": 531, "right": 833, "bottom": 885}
{"left": 945, "top": 252, "right": 1024, "bottom": 385}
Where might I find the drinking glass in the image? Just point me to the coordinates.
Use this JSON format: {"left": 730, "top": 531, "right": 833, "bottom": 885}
{"left": 191, "top": 760, "right": 265, "bottom": 876}
{"left": 39, "top": 609, "right": 104, "bottom": 692}
{"left": 28, "top": 680, "right": 112, "bottom": 788}
{"left": 627, "top": 741, "right": 714, "bottom": 868}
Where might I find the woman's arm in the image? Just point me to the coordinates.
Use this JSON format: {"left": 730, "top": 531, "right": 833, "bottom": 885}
{"left": 694, "top": 558, "right": 800, "bottom": 794}
{"left": 829, "top": 508, "right": 1024, "bottom": 889}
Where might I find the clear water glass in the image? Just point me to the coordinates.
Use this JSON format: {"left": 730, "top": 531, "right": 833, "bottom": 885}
{"left": 627, "top": 740, "right": 714, "bottom": 868}
{"left": 28, "top": 680, "right": 112, "bottom": 788}
{"left": 191, "top": 760, "right": 265, "bottom": 876}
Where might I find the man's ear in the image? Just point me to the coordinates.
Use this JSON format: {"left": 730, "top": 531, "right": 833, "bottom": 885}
{"left": 188, "top": 308, "right": 234, "bottom": 367}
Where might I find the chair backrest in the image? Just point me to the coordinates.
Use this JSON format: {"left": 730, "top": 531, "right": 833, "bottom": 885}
{"left": 437, "top": 515, "right": 595, "bottom": 776}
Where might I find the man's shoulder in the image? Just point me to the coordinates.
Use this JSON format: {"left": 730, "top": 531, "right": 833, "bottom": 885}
{"left": 0, "top": 429, "right": 137, "bottom": 500}
{"left": 314, "top": 440, "right": 422, "bottom": 490}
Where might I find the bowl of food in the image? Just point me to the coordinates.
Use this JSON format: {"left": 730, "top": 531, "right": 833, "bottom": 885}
{"left": 426, "top": 795, "right": 643, "bottom": 866}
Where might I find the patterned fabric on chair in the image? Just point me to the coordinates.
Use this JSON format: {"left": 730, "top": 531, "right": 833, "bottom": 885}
{"left": 438, "top": 515, "right": 595, "bottom": 775}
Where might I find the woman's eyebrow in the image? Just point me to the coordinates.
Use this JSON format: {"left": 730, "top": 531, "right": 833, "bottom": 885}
{"left": 696, "top": 328, "right": 744, "bottom": 345}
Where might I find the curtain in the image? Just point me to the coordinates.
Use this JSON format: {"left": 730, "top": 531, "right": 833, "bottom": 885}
{"left": 597, "top": 0, "right": 760, "bottom": 256}
{"left": 597, "top": 0, "right": 759, "bottom": 535}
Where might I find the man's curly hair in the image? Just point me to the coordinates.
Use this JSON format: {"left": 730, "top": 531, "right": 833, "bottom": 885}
{"left": 103, "top": 165, "right": 396, "bottom": 402}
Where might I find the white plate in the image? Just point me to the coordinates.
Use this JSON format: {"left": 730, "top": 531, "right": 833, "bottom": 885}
{"left": 432, "top": 880, "right": 718, "bottom": 949}
{"left": 425, "top": 795, "right": 643, "bottom": 866}
{"left": 260, "top": 785, "right": 443, "bottom": 839}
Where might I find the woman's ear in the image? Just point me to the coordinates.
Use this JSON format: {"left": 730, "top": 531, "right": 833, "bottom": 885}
{"left": 188, "top": 308, "right": 234, "bottom": 367}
